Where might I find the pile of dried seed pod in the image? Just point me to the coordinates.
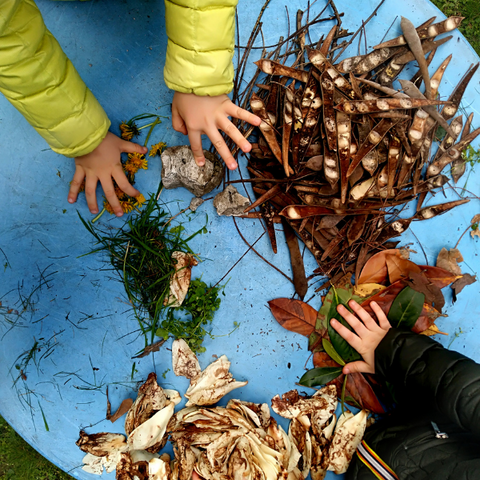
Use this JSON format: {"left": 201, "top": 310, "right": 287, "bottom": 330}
{"left": 236, "top": 11, "right": 479, "bottom": 295}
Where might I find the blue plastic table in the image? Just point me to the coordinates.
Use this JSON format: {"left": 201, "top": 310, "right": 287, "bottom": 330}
{"left": 0, "top": 0, "right": 479, "bottom": 478}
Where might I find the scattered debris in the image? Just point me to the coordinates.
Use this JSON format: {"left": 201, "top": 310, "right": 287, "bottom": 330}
{"left": 189, "top": 197, "right": 204, "bottom": 212}
{"left": 213, "top": 185, "right": 250, "bottom": 216}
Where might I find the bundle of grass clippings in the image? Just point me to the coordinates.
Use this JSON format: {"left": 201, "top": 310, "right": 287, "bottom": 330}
{"left": 79, "top": 189, "right": 222, "bottom": 354}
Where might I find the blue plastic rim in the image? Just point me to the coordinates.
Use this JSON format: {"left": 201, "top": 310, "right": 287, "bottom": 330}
{"left": 0, "top": 1, "right": 479, "bottom": 478}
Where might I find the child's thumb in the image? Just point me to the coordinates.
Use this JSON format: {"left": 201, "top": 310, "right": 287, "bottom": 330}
{"left": 343, "top": 361, "right": 373, "bottom": 375}
{"left": 121, "top": 139, "right": 148, "bottom": 155}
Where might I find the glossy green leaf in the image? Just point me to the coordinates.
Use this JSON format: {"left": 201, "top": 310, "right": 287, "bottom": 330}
{"left": 299, "top": 366, "right": 343, "bottom": 387}
{"left": 326, "top": 288, "right": 362, "bottom": 363}
{"left": 388, "top": 286, "right": 425, "bottom": 329}
{"left": 322, "top": 338, "right": 346, "bottom": 366}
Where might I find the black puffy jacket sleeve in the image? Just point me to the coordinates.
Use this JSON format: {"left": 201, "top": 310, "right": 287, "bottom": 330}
{"left": 375, "top": 328, "right": 480, "bottom": 435}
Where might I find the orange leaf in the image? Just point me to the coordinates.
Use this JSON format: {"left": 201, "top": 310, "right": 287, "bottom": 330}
{"left": 269, "top": 298, "right": 318, "bottom": 336}
{"left": 357, "top": 249, "right": 400, "bottom": 285}
{"left": 385, "top": 255, "right": 422, "bottom": 284}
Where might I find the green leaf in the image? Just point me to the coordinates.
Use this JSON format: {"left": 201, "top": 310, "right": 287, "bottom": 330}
{"left": 299, "top": 367, "right": 343, "bottom": 387}
{"left": 170, "top": 225, "right": 185, "bottom": 234}
{"left": 388, "top": 286, "right": 425, "bottom": 329}
{"left": 326, "top": 288, "right": 362, "bottom": 363}
{"left": 322, "top": 338, "right": 345, "bottom": 366}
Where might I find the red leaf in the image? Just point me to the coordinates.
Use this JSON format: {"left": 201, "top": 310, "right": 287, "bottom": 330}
{"left": 269, "top": 298, "right": 318, "bottom": 336}
{"left": 360, "top": 281, "right": 406, "bottom": 317}
{"left": 357, "top": 249, "right": 400, "bottom": 285}
{"left": 385, "top": 255, "right": 422, "bottom": 284}
{"left": 346, "top": 373, "right": 385, "bottom": 414}
{"left": 419, "top": 265, "right": 459, "bottom": 289}
{"left": 413, "top": 303, "right": 441, "bottom": 333}
{"left": 313, "top": 354, "right": 385, "bottom": 413}
{"left": 313, "top": 351, "right": 340, "bottom": 368}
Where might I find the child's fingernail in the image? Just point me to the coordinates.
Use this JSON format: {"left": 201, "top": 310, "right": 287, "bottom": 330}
{"left": 91, "top": 210, "right": 98, "bottom": 214}
{"left": 68, "top": 198, "right": 75, "bottom": 204}
{"left": 116, "top": 212, "right": 123, "bottom": 217}
{"left": 344, "top": 367, "right": 350, "bottom": 374}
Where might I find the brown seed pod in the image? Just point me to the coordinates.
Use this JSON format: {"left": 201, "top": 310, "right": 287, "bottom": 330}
{"left": 373, "top": 16, "right": 463, "bottom": 49}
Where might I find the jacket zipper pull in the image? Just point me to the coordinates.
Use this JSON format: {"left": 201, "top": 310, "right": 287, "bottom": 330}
{"left": 431, "top": 421, "right": 449, "bottom": 439}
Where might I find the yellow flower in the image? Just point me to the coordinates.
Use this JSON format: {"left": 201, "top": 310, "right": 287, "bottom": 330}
{"left": 134, "top": 193, "right": 146, "bottom": 207}
{"left": 126, "top": 152, "right": 148, "bottom": 170}
{"left": 120, "top": 199, "right": 136, "bottom": 214}
{"left": 123, "top": 162, "right": 140, "bottom": 176}
{"left": 149, "top": 142, "right": 167, "bottom": 157}
{"left": 119, "top": 121, "right": 140, "bottom": 141}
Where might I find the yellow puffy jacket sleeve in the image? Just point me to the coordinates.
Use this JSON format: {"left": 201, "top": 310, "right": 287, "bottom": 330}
{"left": 0, "top": 0, "right": 110, "bottom": 157}
{"left": 164, "top": 0, "right": 238, "bottom": 96}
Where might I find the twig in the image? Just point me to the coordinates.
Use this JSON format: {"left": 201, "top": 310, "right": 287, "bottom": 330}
{"left": 232, "top": 217, "right": 293, "bottom": 283}
{"left": 332, "top": 0, "right": 386, "bottom": 63}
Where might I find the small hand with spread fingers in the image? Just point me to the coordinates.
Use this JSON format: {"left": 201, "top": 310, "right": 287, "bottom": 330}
{"left": 331, "top": 300, "right": 391, "bottom": 375}
{"left": 171, "top": 92, "right": 261, "bottom": 170}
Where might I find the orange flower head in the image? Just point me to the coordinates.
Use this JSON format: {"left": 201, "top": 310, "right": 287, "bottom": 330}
{"left": 126, "top": 152, "right": 148, "bottom": 170}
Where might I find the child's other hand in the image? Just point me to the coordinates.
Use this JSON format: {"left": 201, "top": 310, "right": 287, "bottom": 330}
{"left": 171, "top": 92, "right": 261, "bottom": 170}
{"left": 331, "top": 300, "right": 391, "bottom": 375}
{"left": 68, "top": 132, "right": 147, "bottom": 217}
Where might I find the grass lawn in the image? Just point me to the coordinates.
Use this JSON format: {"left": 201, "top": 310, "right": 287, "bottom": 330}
{"left": 1, "top": 1, "right": 479, "bottom": 479}
{"left": 0, "top": 416, "right": 72, "bottom": 480}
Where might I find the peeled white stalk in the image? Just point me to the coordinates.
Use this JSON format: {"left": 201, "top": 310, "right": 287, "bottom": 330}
{"left": 127, "top": 402, "right": 175, "bottom": 451}
{"left": 327, "top": 410, "right": 368, "bottom": 474}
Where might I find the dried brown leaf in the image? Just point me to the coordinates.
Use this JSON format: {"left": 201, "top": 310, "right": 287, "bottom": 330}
{"left": 132, "top": 339, "right": 167, "bottom": 359}
{"left": 436, "top": 247, "right": 463, "bottom": 275}
{"left": 405, "top": 271, "right": 445, "bottom": 312}
{"left": 452, "top": 273, "right": 477, "bottom": 303}
{"left": 269, "top": 298, "right": 318, "bottom": 336}
{"left": 108, "top": 398, "right": 134, "bottom": 423}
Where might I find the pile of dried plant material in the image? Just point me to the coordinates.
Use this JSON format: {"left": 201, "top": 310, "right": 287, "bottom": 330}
{"left": 170, "top": 386, "right": 367, "bottom": 480}
{"left": 77, "top": 339, "right": 370, "bottom": 480}
{"left": 269, "top": 246, "right": 476, "bottom": 412}
{"left": 77, "top": 341, "right": 248, "bottom": 478}
{"left": 229, "top": 2, "right": 480, "bottom": 297}
{"left": 77, "top": 372, "right": 181, "bottom": 477}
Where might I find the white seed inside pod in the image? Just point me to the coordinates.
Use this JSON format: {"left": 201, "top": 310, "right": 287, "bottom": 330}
{"left": 369, "top": 131, "right": 382, "bottom": 143}
{"left": 376, "top": 99, "right": 390, "bottom": 110}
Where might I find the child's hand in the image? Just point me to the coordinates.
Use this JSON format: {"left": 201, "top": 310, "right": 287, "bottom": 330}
{"left": 331, "top": 300, "right": 391, "bottom": 375}
{"left": 68, "top": 132, "right": 147, "bottom": 216}
{"left": 171, "top": 92, "right": 261, "bottom": 170}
